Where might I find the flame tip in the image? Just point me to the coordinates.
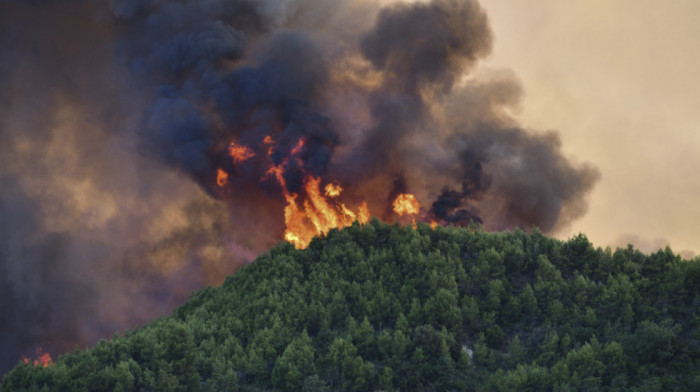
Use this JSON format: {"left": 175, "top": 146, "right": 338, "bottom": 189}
{"left": 228, "top": 141, "right": 255, "bottom": 164}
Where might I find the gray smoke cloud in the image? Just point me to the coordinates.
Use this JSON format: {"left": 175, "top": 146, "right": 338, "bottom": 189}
{"left": 0, "top": 0, "right": 598, "bottom": 374}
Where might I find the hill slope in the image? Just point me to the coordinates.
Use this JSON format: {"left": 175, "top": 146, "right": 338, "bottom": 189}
{"left": 1, "top": 221, "right": 699, "bottom": 391}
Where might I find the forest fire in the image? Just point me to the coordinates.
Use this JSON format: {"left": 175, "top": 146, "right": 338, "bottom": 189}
{"left": 0, "top": 0, "right": 601, "bottom": 375}
{"left": 392, "top": 193, "right": 423, "bottom": 226}
{"left": 150, "top": 0, "right": 597, "bottom": 253}
{"left": 21, "top": 350, "right": 53, "bottom": 368}
{"left": 219, "top": 136, "right": 372, "bottom": 249}
{"left": 282, "top": 177, "right": 370, "bottom": 248}
{"left": 393, "top": 194, "right": 421, "bottom": 216}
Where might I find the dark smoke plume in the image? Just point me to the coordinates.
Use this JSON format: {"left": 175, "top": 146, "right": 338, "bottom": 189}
{"left": 0, "top": 0, "right": 598, "bottom": 374}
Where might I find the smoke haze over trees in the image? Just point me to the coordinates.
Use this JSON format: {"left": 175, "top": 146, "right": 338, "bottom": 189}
{"left": 0, "top": 0, "right": 598, "bottom": 373}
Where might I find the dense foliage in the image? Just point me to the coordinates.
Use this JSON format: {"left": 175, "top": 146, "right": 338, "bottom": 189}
{"left": 2, "top": 220, "right": 699, "bottom": 391}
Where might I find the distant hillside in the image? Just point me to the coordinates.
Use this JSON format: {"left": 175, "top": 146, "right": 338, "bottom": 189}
{"left": 2, "top": 221, "right": 699, "bottom": 391}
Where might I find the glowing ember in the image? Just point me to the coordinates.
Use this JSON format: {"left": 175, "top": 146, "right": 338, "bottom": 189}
{"left": 228, "top": 142, "right": 255, "bottom": 164}
{"left": 393, "top": 193, "right": 421, "bottom": 216}
{"left": 216, "top": 168, "right": 229, "bottom": 187}
{"left": 325, "top": 182, "right": 343, "bottom": 197}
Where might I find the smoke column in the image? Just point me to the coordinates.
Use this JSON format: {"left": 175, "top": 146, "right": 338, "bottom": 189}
{"left": 0, "top": 0, "right": 599, "bottom": 373}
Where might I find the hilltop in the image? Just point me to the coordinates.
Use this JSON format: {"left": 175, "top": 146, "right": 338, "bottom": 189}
{"left": 1, "top": 221, "right": 699, "bottom": 391}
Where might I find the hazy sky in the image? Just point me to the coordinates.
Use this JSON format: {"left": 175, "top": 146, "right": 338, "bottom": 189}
{"left": 476, "top": 0, "right": 700, "bottom": 256}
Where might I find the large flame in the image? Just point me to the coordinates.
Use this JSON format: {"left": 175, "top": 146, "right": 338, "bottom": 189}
{"left": 283, "top": 176, "right": 369, "bottom": 248}
{"left": 216, "top": 137, "right": 436, "bottom": 249}
{"left": 218, "top": 137, "right": 374, "bottom": 249}
{"left": 393, "top": 193, "right": 421, "bottom": 216}
{"left": 217, "top": 138, "right": 431, "bottom": 249}
{"left": 217, "top": 135, "right": 426, "bottom": 248}
{"left": 392, "top": 193, "right": 423, "bottom": 227}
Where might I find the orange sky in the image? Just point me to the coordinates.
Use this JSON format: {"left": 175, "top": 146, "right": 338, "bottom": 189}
{"left": 475, "top": 0, "right": 700, "bottom": 257}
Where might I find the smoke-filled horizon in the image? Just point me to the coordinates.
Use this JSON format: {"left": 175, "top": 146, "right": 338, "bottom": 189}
{"left": 0, "top": 0, "right": 598, "bottom": 373}
{"left": 477, "top": 0, "right": 700, "bottom": 260}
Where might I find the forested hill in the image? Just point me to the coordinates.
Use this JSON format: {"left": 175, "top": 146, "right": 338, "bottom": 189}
{"left": 2, "top": 221, "right": 699, "bottom": 391}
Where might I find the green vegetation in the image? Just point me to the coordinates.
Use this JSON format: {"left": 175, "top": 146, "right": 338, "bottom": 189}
{"left": 2, "top": 220, "right": 699, "bottom": 391}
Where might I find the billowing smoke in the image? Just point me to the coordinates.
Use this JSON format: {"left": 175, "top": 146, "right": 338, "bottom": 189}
{"left": 0, "top": 0, "right": 598, "bottom": 373}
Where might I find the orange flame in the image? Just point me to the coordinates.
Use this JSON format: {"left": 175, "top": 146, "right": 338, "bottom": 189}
{"left": 228, "top": 142, "right": 255, "bottom": 164}
{"left": 393, "top": 193, "right": 421, "bottom": 216}
{"left": 290, "top": 138, "right": 306, "bottom": 166}
{"left": 263, "top": 135, "right": 275, "bottom": 156}
{"left": 217, "top": 134, "right": 429, "bottom": 248}
{"left": 325, "top": 182, "right": 343, "bottom": 197}
{"left": 216, "top": 168, "right": 229, "bottom": 187}
{"left": 283, "top": 177, "right": 369, "bottom": 248}
{"left": 265, "top": 164, "right": 286, "bottom": 188}
{"left": 291, "top": 138, "right": 305, "bottom": 156}
{"left": 22, "top": 349, "right": 53, "bottom": 368}
{"left": 356, "top": 202, "right": 370, "bottom": 223}
{"left": 228, "top": 136, "right": 371, "bottom": 249}
{"left": 37, "top": 352, "right": 52, "bottom": 367}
